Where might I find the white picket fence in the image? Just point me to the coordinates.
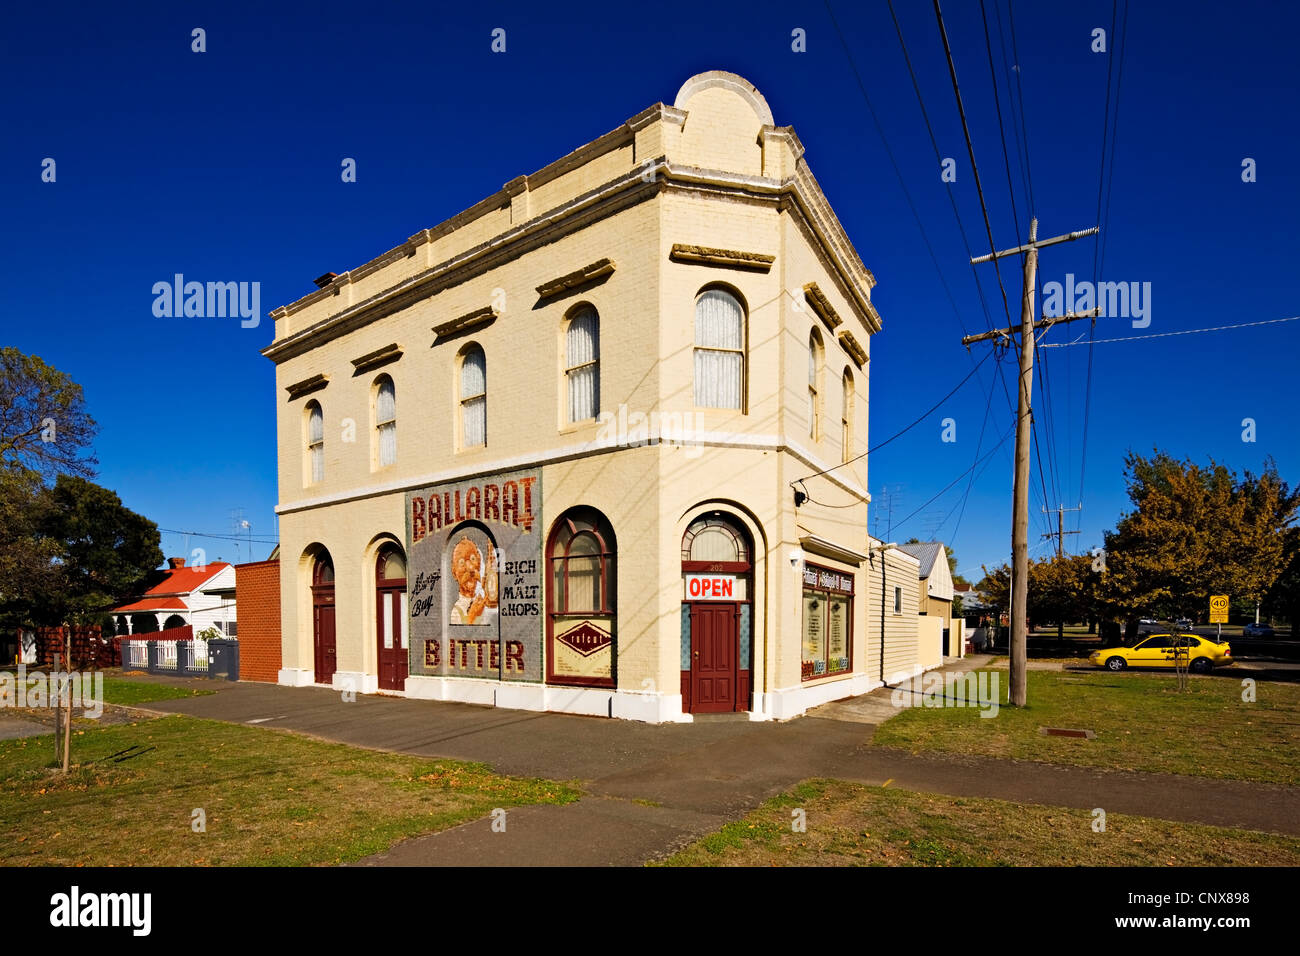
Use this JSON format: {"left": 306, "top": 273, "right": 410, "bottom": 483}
{"left": 155, "top": 641, "right": 177, "bottom": 671}
{"left": 122, "top": 639, "right": 149, "bottom": 670}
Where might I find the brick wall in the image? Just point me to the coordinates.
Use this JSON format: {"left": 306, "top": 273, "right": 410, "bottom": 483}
{"left": 236, "top": 559, "right": 281, "bottom": 682}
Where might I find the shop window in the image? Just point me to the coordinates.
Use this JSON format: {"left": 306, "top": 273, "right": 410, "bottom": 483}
{"left": 547, "top": 507, "right": 616, "bottom": 687}
{"left": 694, "top": 288, "right": 745, "bottom": 410}
{"left": 565, "top": 307, "right": 600, "bottom": 423}
{"left": 801, "top": 562, "right": 853, "bottom": 680}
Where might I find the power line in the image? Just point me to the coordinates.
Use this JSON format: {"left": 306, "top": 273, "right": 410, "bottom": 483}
{"left": 1005, "top": 0, "right": 1037, "bottom": 213}
{"left": 793, "top": 346, "right": 994, "bottom": 488}
{"left": 933, "top": 0, "right": 1017, "bottom": 333}
{"left": 890, "top": 420, "right": 1017, "bottom": 536}
{"left": 979, "top": 0, "right": 1061, "bottom": 526}
{"left": 830, "top": 0, "right": 1015, "bottom": 451}
{"left": 1078, "top": 0, "right": 1129, "bottom": 536}
{"left": 158, "top": 527, "right": 280, "bottom": 544}
{"left": 823, "top": 0, "right": 991, "bottom": 342}
{"left": 882, "top": 0, "right": 1018, "bottom": 446}
{"left": 1041, "top": 315, "right": 1300, "bottom": 348}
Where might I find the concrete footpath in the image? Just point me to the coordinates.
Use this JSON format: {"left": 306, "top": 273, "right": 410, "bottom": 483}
{"left": 115, "top": 658, "right": 1300, "bottom": 865}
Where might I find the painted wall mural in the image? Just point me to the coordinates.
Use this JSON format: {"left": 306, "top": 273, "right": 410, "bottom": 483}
{"left": 407, "top": 469, "right": 543, "bottom": 682}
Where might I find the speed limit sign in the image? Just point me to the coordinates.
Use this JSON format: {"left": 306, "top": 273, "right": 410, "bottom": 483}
{"left": 1209, "top": 595, "right": 1229, "bottom": 624}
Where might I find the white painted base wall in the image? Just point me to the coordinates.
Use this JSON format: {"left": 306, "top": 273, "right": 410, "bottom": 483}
{"left": 402, "top": 676, "right": 692, "bottom": 723}
{"left": 276, "top": 668, "right": 911, "bottom": 724}
{"left": 332, "top": 671, "right": 378, "bottom": 696}
{"left": 766, "top": 672, "right": 880, "bottom": 721}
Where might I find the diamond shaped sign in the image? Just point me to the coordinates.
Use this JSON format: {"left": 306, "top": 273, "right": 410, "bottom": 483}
{"left": 556, "top": 621, "right": 612, "bottom": 658}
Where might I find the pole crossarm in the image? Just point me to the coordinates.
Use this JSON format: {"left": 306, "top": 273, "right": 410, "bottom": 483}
{"left": 970, "top": 226, "right": 1099, "bottom": 264}
{"left": 961, "top": 308, "right": 1100, "bottom": 347}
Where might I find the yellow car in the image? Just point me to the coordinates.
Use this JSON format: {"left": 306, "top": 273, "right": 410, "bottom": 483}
{"left": 1089, "top": 633, "right": 1234, "bottom": 673}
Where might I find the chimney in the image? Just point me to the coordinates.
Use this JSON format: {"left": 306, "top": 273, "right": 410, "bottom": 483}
{"left": 167, "top": 557, "right": 186, "bottom": 570}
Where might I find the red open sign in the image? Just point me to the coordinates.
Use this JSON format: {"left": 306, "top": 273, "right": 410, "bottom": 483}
{"left": 685, "top": 574, "right": 737, "bottom": 601}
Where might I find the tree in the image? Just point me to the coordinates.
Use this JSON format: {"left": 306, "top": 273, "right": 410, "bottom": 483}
{"left": 976, "top": 563, "right": 1011, "bottom": 646}
{"left": 1263, "top": 528, "right": 1300, "bottom": 625}
{"left": 0, "top": 347, "right": 97, "bottom": 479}
{"left": 1103, "top": 451, "right": 1297, "bottom": 626}
{"left": 39, "top": 475, "right": 163, "bottom": 625}
{"left": 0, "top": 467, "right": 62, "bottom": 625}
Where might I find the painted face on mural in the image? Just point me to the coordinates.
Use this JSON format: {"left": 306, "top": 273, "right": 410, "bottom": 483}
{"left": 450, "top": 536, "right": 498, "bottom": 625}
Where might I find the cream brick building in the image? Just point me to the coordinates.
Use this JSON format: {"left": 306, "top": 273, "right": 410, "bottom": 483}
{"left": 263, "top": 70, "right": 922, "bottom": 722}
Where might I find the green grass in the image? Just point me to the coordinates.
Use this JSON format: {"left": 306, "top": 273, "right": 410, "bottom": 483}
{"left": 0, "top": 670, "right": 212, "bottom": 707}
{"left": 873, "top": 668, "right": 1300, "bottom": 785}
{"left": 658, "top": 779, "right": 1300, "bottom": 867}
{"left": 0, "top": 714, "right": 580, "bottom": 866}
{"left": 101, "top": 676, "right": 215, "bottom": 706}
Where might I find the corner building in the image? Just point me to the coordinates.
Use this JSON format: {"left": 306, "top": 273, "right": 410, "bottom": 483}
{"left": 265, "top": 71, "right": 920, "bottom": 722}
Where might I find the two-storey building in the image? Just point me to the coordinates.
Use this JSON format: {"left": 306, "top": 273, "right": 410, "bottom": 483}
{"left": 263, "top": 70, "right": 922, "bottom": 722}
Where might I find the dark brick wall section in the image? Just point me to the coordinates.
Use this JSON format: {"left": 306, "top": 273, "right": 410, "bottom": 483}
{"left": 235, "top": 560, "right": 281, "bottom": 682}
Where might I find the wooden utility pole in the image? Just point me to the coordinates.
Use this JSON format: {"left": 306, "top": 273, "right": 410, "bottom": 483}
{"left": 1042, "top": 504, "right": 1082, "bottom": 559}
{"left": 1043, "top": 504, "right": 1082, "bottom": 641}
{"left": 964, "top": 217, "right": 1098, "bottom": 707}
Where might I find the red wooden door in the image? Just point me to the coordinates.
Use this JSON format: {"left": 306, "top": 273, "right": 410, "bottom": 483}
{"left": 377, "top": 587, "right": 407, "bottom": 691}
{"left": 314, "top": 602, "right": 336, "bottom": 685}
{"left": 690, "top": 603, "right": 738, "bottom": 713}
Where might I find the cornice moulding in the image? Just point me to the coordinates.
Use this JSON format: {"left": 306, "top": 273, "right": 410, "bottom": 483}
{"left": 285, "top": 373, "right": 328, "bottom": 400}
{"left": 669, "top": 244, "right": 775, "bottom": 272}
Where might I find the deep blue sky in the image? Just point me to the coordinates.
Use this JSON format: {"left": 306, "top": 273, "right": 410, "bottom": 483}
{"left": 3, "top": 0, "right": 1296, "bottom": 580}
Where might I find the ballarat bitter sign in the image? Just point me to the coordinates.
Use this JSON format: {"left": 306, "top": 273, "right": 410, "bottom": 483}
{"left": 407, "top": 469, "right": 543, "bottom": 682}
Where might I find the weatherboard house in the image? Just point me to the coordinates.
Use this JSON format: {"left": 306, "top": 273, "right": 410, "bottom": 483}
{"left": 264, "top": 71, "right": 923, "bottom": 721}
{"left": 110, "top": 557, "right": 237, "bottom": 636}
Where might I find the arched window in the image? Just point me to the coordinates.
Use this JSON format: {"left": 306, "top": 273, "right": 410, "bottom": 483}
{"left": 460, "top": 344, "right": 486, "bottom": 448}
{"left": 374, "top": 376, "right": 397, "bottom": 468}
{"left": 694, "top": 288, "right": 745, "bottom": 410}
{"left": 313, "top": 554, "right": 334, "bottom": 587}
{"left": 547, "top": 507, "right": 617, "bottom": 688}
{"left": 841, "top": 367, "right": 855, "bottom": 462}
{"left": 681, "top": 514, "right": 752, "bottom": 566}
{"left": 565, "top": 307, "right": 600, "bottom": 423}
{"left": 305, "top": 401, "right": 324, "bottom": 485}
{"left": 808, "top": 329, "right": 824, "bottom": 440}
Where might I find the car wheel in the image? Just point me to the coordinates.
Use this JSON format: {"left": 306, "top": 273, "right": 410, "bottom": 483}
{"left": 1105, "top": 657, "right": 1126, "bottom": 671}
{"left": 1190, "top": 657, "right": 1212, "bottom": 674}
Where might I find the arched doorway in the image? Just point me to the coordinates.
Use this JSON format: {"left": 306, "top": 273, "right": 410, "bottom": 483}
{"left": 312, "top": 551, "right": 336, "bottom": 685}
{"left": 681, "top": 513, "right": 753, "bottom": 713}
{"left": 375, "top": 544, "right": 408, "bottom": 691}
